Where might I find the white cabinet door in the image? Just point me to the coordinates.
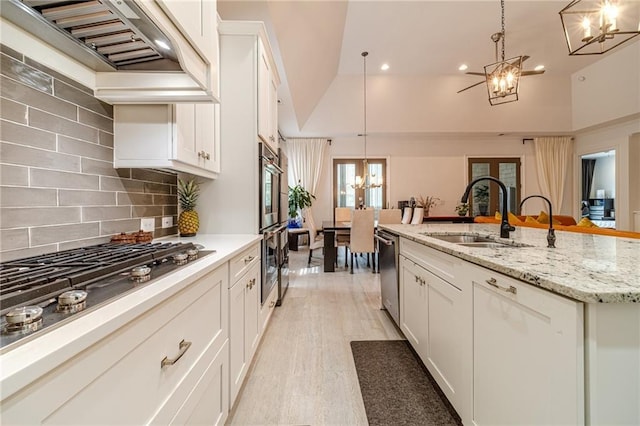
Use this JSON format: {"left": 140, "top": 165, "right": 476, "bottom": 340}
{"left": 471, "top": 266, "right": 584, "bottom": 426}
{"left": 257, "top": 40, "right": 271, "bottom": 147}
{"left": 174, "top": 103, "right": 199, "bottom": 166}
{"left": 195, "top": 103, "right": 220, "bottom": 174}
{"left": 399, "top": 255, "right": 428, "bottom": 360}
{"left": 269, "top": 74, "right": 279, "bottom": 151}
{"left": 244, "top": 264, "right": 260, "bottom": 359}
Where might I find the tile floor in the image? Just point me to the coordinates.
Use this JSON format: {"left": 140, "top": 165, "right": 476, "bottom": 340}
{"left": 227, "top": 247, "right": 403, "bottom": 425}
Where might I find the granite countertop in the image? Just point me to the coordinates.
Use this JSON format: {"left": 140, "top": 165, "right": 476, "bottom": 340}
{"left": 379, "top": 223, "right": 640, "bottom": 304}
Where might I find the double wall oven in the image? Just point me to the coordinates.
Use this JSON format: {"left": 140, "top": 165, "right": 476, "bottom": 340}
{"left": 259, "top": 143, "right": 289, "bottom": 306}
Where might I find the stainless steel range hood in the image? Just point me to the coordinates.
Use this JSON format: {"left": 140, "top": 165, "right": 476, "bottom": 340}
{"left": 3, "top": 0, "right": 182, "bottom": 71}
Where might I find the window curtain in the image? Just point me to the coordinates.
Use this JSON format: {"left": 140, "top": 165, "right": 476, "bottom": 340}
{"left": 582, "top": 159, "right": 596, "bottom": 201}
{"left": 285, "top": 138, "right": 328, "bottom": 195}
{"left": 533, "top": 136, "right": 573, "bottom": 211}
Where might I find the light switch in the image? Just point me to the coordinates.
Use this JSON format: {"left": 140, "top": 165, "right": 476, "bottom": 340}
{"left": 140, "top": 217, "right": 155, "bottom": 232}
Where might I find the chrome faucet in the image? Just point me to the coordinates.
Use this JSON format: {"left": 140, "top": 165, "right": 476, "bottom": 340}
{"left": 520, "top": 195, "right": 556, "bottom": 248}
{"left": 461, "top": 176, "right": 515, "bottom": 239}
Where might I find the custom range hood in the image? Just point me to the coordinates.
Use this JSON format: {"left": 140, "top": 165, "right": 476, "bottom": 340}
{"left": 2, "top": 0, "right": 219, "bottom": 103}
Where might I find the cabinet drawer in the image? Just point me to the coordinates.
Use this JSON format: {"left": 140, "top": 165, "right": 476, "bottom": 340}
{"left": 229, "top": 244, "right": 260, "bottom": 286}
{"left": 400, "top": 238, "right": 457, "bottom": 283}
{"left": 1, "top": 266, "right": 229, "bottom": 425}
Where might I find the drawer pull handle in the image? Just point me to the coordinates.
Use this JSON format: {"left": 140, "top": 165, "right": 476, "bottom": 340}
{"left": 485, "top": 278, "right": 517, "bottom": 295}
{"left": 244, "top": 255, "right": 255, "bottom": 264}
{"left": 161, "top": 339, "right": 192, "bottom": 369}
{"left": 247, "top": 278, "right": 256, "bottom": 289}
{"left": 270, "top": 300, "right": 276, "bottom": 308}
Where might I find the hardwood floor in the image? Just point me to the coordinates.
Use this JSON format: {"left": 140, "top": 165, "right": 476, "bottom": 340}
{"left": 227, "top": 247, "right": 403, "bottom": 425}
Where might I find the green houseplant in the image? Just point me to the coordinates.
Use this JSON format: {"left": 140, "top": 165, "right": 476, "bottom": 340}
{"left": 474, "top": 184, "right": 490, "bottom": 216}
{"left": 288, "top": 183, "right": 315, "bottom": 227}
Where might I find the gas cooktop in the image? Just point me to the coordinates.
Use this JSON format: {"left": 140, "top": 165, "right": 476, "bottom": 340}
{"left": 0, "top": 242, "right": 213, "bottom": 350}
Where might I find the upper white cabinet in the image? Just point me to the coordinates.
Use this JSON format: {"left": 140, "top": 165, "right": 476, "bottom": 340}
{"left": 114, "top": 104, "right": 220, "bottom": 179}
{"left": 258, "top": 40, "right": 279, "bottom": 152}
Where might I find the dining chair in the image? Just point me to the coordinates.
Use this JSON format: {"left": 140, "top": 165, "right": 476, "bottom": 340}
{"left": 334, "top": 207, "right": 352, "bottom": 266}
{"left": 348, "top": 209, "right": 375, "bottom": 274}
{"left": 305, "top": 209, "right": 324, "bottom": 266}
{"left": 401, "top": 207, "right": 413, "bottom": 224}
{"left": 378, "top": 208, "right": 402, "bottom": 224}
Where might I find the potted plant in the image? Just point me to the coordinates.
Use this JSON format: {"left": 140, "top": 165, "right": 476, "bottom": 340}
{"left": 455, "top": 202, "right": 470, "bottom": 216}
{"left": 288, "top": 183, "right": 315, "bottom": 228}
{"left": 474, "top": 184, "right": 490, "bottom": 216}
{"left": 416, "top": 195, "right": 441, "bottom": 217}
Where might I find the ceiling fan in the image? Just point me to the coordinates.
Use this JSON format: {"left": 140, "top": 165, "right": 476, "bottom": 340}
{"left": 457, "top": 32, "right": 545, "bottom": 94}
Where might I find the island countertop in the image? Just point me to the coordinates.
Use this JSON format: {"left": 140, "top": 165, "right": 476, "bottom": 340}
{"left": 379, "top": 223, "right": 640, "bottom": 304}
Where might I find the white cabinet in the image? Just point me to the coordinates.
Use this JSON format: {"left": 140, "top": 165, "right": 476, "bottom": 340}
{"left": 259, "top": 281, "right": 278, "bottom": 333}
{"left": 228, "top": 245, "right": 261, "bottom": 407}
{"left": 258, "top": 39, "right": 279, "bottom": 152}
{"left": 1, "top": 265, "right": 229, "bottom": 425}
{"left": 114, "top": 103, "right": 220, "bottom": 179}
{"left": 469, "top": 263, "right": 584, "bottom": 426}
{"left": 399, "top": 255, "right": 429, "bottom": 360}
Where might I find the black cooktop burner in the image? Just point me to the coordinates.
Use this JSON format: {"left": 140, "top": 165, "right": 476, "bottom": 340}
{"left": 0, "top": 242, "right": 212, "bottom": 350}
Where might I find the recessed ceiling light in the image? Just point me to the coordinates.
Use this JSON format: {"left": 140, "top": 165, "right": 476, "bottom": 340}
{"left": 381, "top": 63, "right": 390, "bottom": 71}
{"left": 534, "top": 65, "right": 545, "bottom": 71}
{"left": 155, "top": 39, "right": 170, "bottom": 50}
{"left": 458, "top": 64, "right": 468, "bottom": 71}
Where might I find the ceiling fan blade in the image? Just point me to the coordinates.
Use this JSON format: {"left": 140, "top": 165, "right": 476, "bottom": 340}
{"left": 521, "top": 70, "right": 545, "bottom": 76}
{"left": 457, "top": 80, "right": 485, "bottom": 93}
{"left": 465, "top": 71, "right": 486, "bottom": 76}
{"left": 521, "top": 55, "right": 530, "bottom": 62}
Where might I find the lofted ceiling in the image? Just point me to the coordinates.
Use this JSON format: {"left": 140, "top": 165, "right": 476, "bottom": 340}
{"left": 217, "top": 1, "right": 638, "bottom": 137}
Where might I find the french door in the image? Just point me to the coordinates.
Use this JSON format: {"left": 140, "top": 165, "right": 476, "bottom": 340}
{"left": 333, "top": 159, "right": 386, "bottom": 210}
{"left": 468, "top": 158, "right": 521, "bottom": 216}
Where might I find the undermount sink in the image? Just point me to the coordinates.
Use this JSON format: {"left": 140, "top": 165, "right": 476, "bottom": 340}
{"left": 424, "top": 233, "right": 529, "bottom": 248}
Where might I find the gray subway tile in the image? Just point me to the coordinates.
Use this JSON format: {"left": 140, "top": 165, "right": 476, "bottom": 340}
{"left": 58, "top": 135, "right": 112, "bottom": 162}
{"left": 101, "top": 218, "right": 143, "bottom": 235}
{"left": 24, "top": 56, "right": 93, "bottom": 95}
{"left": 82, "top": 206, "right": 130, "bottom": 222}
{"left": 29, "top": 109, "right": 99, "bottom": 143}
{"left": 144, "top": 182, "right": 173, "bottom": 194}
{"left": 54, "top": 80, "right": 113, "bottom": 117}
{"left": 78, "top": 108, "right": 113, "bottom": 132}
{"left": 1, "top": 46, "right": 23, "bottom": 61}
{"left": 163, "top": 205, "right": 178, "bottom": 216}
{"left": 81, "top": 158, "right": 123, "bottom": 177}
{"left": 1, "top": 164, "right": 28, "bottom": 186}
{"left": 153, "top": 194, "right": 177, "bottom": 205}
{"left": 0, "top": 228, "right": 29, "bottom": 250}
{"left": 31, "top": 222, "right": 100, "bottom": 245}
{"left": 132, "top": 205, "right": 163, "bottom": 218}
{"left": 1, "top": 75, "right": 77, "bottom": 120}
{"left": 0, "top": 120, "right": 56, "bottom": 150}
{"left": 117, "top": 192, "right": 153, "bottom": 206}
{"left": 131, "top": 169, "right": 177, "bottom": 184}
{"left": 59, "top": 189, "right": 116, "bottom": 206}
{"left": 99, "top": 131, "right": 113, "bottom": 147}
{"left": 1, "top": 97, "right": 28, "bottom": 124}
{"left": 154, "top": 227, "right": 178, "bottom": 238}
{"left": 0, "top": 207, "right": 81, "bottom": 229}
{"left": 0, "top": 244, "right": 58, "bottom": 262}
{"left": 100, "top": 176, "right": 144, "bottom": 192}
{"left": 0, "top": 142, "right": 80, "bottom": 172}
{"left": 0, "top": 54, "right": 52, "bottom": 94}
{"left": 59, "top": 236, "right": 111, "bottom": 251}
{"left": 0, "top": 186, "right": 57, "bottom": 206}
{"left": 31, "top": 169, "right": 99, "bottom": 190}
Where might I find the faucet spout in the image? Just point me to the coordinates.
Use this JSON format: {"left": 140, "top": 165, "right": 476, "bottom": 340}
{"left": 519, "top": 195, "right": 556, "bottom": 248}
{"left": 461, "top": 176, "right": 515, "bottom": 239}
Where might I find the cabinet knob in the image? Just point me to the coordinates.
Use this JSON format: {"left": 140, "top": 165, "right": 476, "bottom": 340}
{"left": 205, "top": 152, "right": 210, "bottom": 160}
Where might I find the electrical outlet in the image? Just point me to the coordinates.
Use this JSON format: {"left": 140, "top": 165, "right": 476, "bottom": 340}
{"left": 162, "top": 216, "right": 173, "bottom": 228}
{"left": 140, "top": 217, "right": 155, "bottom": 232}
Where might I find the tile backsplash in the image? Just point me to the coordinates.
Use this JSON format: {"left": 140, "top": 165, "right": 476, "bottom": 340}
{"left": 0, "top": 44, "right": 178, "bottom": 261}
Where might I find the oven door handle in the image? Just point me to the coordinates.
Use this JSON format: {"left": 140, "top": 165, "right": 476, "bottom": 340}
{"left": 261, "top": 156, "right": 283, "bottom": 174}
{"left": 375, "top": 234, "right": 394, "bottom": 246}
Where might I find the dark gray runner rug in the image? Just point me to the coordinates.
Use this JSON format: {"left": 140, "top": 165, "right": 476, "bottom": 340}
{"left": 350, "top": 340, "right": 462, "bottom": 426}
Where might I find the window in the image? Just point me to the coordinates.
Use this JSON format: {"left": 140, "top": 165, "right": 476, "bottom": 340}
{"left": 333, "top": 159, "right": 386, "bottom": 211}
{"left": 468, "top": 158, "right": 521, "bottom": 216}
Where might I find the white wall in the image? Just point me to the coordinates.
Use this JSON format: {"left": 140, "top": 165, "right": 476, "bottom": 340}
{"left": 302, "top": 134, "right": 575, "bottom": 225}
{"left": 590, "top": 155, "right": 616, "bottom": 199}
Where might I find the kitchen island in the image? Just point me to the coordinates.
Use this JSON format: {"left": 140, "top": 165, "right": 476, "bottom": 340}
{"left": 0, "top": 234, "right": 262, "bottom": 426}
{"left": 379, "top": 223, "right": 640, "bottom": 425}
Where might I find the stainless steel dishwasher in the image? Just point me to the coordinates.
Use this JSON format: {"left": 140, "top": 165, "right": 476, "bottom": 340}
{"left": 376, "top": 230, "right": 400, "bottom": 326}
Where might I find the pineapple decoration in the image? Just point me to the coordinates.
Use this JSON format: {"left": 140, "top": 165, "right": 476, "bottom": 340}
{"left": 177, "top": 178, "right": 200, "bottom": 237}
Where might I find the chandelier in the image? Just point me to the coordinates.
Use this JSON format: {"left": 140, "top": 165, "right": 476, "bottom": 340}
{"left": 484, "top": 0, "right": 523, "bottom": 106}
{"left": 559, "top": 0, "right": 640, "bottom": 55}
{"left": 352, "top": 51, "right": 382, "bottom": 190}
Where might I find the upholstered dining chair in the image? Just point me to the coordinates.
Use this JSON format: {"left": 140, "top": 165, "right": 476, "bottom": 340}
{"left": 348, "top": 209, "right": 375, "bottom": 274}
{"left": 378, "top": 208, "right": 402, "bottom": 224}
{"left": 305, "top": 209, "right": 324, "bottom": 266}
{"left": 334, "top": 207, "right": 352, "bottom": 266}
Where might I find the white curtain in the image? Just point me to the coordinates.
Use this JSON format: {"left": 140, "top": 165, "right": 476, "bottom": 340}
{"left": 285, "top": 138, "right": 328, "bottom": 195}
{"left": 533, "top": 136, "right": 573, "bottom": 210}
